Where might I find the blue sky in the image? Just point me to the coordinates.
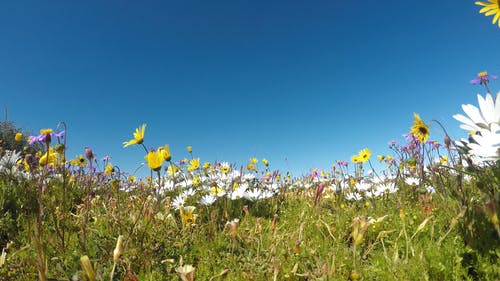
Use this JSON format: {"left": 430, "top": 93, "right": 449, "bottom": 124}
{"left": 1, "top": 1, "right": 499, "bottom": 177}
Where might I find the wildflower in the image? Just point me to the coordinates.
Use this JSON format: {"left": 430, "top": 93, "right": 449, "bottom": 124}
{"left": 410, "top": 113, "right": 430, "bottom": 143}
{"left": 377, "top": 155, "right": 385, "bottom": 162}
{"left": 453, "top": 93, "right": 500, "bottom": 132}
{"left": 39, "top": 147, "right": 59, "bottom": 166}
{"left": 405, "top": 177, "right": 420, "bottom": 186}
{"left": 180, "top": 206, "right": 197, "bottom": 227}
{"left": 105, "top": 163, "right": 114, "bottom": 175}
{"left": 145, "top": 149, "right": 163, "bottom": 171}
{"left": 203, "top": 161, "right": 210, "bottom": 169}
{"left": 351, "top": 155, "right": 361, "bottom": 163}
{"left": 220, "top": 162, "right": 230, "bottom": 174}
{"left": 187, "top": 158, "right": 200, "bottom": 171}
{"left": 171, "top": 195, "right": 185, "bottom": 210}
{"left": 250, "top": 157, "right": 258, "bottom": 165}
{"left": 128, "top": 175, "right": 136, "bottom": 183}
{"left": 358, "top": 148, "right": 371, "bottom": 163}
{"left": 28, "top": 129, "right": 64, "bottom": 146}
{"left": 475, "top": 1, "right": 500, "bottom": 27}
{"left": 70, "top": 155, "right": 87, "bottom": 167}
{"left": 123, "top": 124, "right": 146, "bottom": 147}
{"left": 247, "top": 163, "right": 257, "bottom": 172}
{"left": 262, "top": 158, "right": 269, "bottom": 166}
{"left": 159, "top": 144, "right": 171, "bottom": 161}
{"left": 439, "top": 155, "right": 448, "bottom": 164}
{"left": 187, "top": 145, "right": 193, "bottom": 153}
{"left": 210, "top": 186, "right": 226, "bottom": 197}
{"left": 192, "top": 175, "right": 202, "bottom": 187}
{"left": 199, "top": 194, "right": 217, "bottom": 206}
{"left": 167, "top": 164, "right": 179, "bottom": 176}
{"left": 453, "top": 93, "right": 500, "bottom": 162}
{"left": 14, "top": 132, "right": 22, "bottom": 142}
{"left": 176, "top": 264, "right": 195, "bottom": 281}
{"left": 471, "top": 71, "right": 497, "bottom": 85}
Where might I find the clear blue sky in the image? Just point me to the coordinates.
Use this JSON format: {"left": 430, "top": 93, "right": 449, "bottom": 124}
{"left": 1, "top": 1, "right": 499, "bottom": 177}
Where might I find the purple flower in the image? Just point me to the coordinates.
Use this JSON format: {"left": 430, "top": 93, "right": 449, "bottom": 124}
{"left": 101, "top": 155, "right": 112, "bottom": 162}
{"left": 28, "top": 130, "right": 65, "bottom": 145}
{"left": 470, "top": 71, "right": 496, "bottom": 85}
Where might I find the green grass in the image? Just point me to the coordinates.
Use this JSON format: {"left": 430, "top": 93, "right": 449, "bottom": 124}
{"left": 0, "top": 174, "right": 498, "bottom": 281}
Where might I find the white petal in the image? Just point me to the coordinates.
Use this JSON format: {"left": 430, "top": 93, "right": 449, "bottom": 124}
{"left": 478, "top": 94, "right": 496, "bottom": 124}
{"left": 462, "top": 104, "right": 487, "bottom": 125}
{"left": 495, "top": 92, "right": 500, "bottom": 122}
{"left": 453, "top": 114, "right": 481, "bottom": 131}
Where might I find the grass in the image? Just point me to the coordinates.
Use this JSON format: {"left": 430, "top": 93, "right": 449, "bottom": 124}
{"left": 0, "top": 112, "right": 499, "bottom": 280}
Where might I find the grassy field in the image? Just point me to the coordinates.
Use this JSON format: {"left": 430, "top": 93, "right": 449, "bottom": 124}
{"left": 0, "top": 95, "right": 499, "bottom": 280}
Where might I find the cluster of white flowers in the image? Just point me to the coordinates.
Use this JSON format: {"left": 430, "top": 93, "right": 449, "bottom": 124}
{"left": 150, "top": 165, "right": 282, "bottom": 209}
{"left": 0, "top": 150, "right": 29, "bottom": 179}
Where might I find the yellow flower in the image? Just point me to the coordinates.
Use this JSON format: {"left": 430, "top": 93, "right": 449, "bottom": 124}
{"left": 358, "top": 148, "right": 371, "bottom": 163}
{"left": 476, "top": 0, "right": 500, "bottom": 27}
{"left": 158, "top": 144, "right": 171, "bottom": 161}
{"left": 410, "top": 113, "right": 430, "bottom": 143}
{"left": 167, "top": 164, "right": 179, "bottom": 176}
{"left": 16, "top": 157, "right": 30, "bottom": 172}
{"left": 250, "top": 157, "right": 258, "bottom": 165}
{"left": 187, "top": 145, "right": 193, "bottom": 153}
{"left": 128, "top": 175, "right": 136, "bottom": 183}
{"left": 180, "top": 206, "right": 197, "bottom": 227}
{"left": 210, "top": 186, "right": 224, "bottom": 196}
{"left": 192, "top": 175, "right": 201, "bottom": 187}
{"left": 220, "top": 163, "right": 230, "bottom": 174}
{"left": 70, "top": 154, "right": 87, "bottom": 167}
{"left": 440, "top": 155, "right": 448, "bottom": 165}
{"left": 105, "top": 163, "right": 114, "bottom": 175}
{"left": 123, "top": 124, "right": 146, "bottom": 147}
{"left": 39, "top": 147, "right": 59, "bottom": 167}
{"left": 187, "top": 158, "right": 200, "bottom": 171}
{"left": 351, "top": 155, "right": 361, "bottom": 163}
{"left": 14, "top": 132, "right": 23, "bottom": 142}
{"left": 262, "top": 158, "right": 269, "bottom": 166}
{"left": 247, "top": 163, "right": 257, "bottom": 172}
{"left": 145, "top": 149, "right": 163, "bottom": 171}
{"left": 377, "top": 155, "right": 385, "bottom": 162}
{"left": 203, "top": 162, "right": 210, "bottom": 169}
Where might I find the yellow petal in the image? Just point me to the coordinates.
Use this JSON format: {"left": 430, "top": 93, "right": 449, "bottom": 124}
{"left": 480, "top": 6, "right": 493, "bottom": 13}
{"left": 493, "top": 11, "right": 500, "bottom": 24}
{"left": 475, "top": 1, "right": 489, "bottom": 6}
{"left": 484, "top": 9, "right": 498, "bottom": 16}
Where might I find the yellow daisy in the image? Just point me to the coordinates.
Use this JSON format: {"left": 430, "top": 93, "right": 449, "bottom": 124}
{"left": 358, "top": 148, "right": 371, "bottom": 163}
{"left": 476, "top": 0, "right": 500, "bottom": 27}
{"left": 409, "top": 113, "right": 430, "bottom": 143}
{"left": 123, "top": 124, "right": 146, "bottom": 147}
{"left": 145, "top": 149, "right": 163, "bottom": 171}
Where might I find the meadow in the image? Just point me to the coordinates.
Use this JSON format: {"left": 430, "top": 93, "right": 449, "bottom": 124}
{"left": 0, "top": 77, "right": 499, "bottom": 280}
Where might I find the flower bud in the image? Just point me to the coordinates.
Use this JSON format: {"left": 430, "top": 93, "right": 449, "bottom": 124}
{"left": 113, "top": 235, "right": 124, "bottom": 263}
{"left": 85, "top": 147, "right": 94, "bottom": 161}
{"left": 80, "top": 255, "right": 95, "bottom": 281}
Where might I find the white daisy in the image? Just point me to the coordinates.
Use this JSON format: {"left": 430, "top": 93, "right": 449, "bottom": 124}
{"left": 453, "top": 92, "right": 500, "bottom": 131}
{"left": 171, "top": 195, "right": 185, "bottom": 210}
{"left": 199, "top": 194, "right": 217, "bottom": 206}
